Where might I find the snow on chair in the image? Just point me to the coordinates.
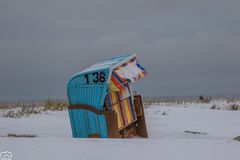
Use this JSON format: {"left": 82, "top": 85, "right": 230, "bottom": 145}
{"left": 67, "top": 54, "right": 148, "bottom": 138}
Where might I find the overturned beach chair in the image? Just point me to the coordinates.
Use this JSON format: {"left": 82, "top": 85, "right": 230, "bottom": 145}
{"left": 67, "top": 54, "right": 148, "bottom": 138}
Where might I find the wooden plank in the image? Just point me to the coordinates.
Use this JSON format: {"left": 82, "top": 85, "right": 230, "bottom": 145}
{"left": 105, "top": 110, "right": 121, "bottom": 138}
{"left": 88, "top": 133, "right": 100, "bottom": 138}
{"left": 134, "top": 95, "right": 148, "bottom": 138}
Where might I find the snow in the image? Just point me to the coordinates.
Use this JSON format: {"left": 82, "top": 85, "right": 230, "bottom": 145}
{"left": 1, "top": 102, "right": 240, "bottom": 160}
{"left": 146, "top": 105, "right": 240, "bottom": 139}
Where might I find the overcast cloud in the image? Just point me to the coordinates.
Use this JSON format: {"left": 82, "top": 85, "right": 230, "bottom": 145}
{"left": 1, "top": 0, "right": 240, "bottom": 100}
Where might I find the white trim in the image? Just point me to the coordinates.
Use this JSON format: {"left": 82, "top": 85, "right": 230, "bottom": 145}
{"left": 107, "top": 53, "right": 138, "bottom": 83}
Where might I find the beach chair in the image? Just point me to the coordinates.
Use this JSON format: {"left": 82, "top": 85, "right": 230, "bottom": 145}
{"left": 67, "top": 54, "right": 148, "bottom": 138}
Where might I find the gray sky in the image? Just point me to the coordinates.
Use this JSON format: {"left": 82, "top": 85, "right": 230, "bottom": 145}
{"left": 1, "top": 0, "right": 240, "bottom": 100}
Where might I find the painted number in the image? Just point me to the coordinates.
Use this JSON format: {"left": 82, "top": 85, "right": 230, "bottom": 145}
{"left": 84, "top": 72, "right": 106, "bottom": 84}
{"left": 84, "top": 74, "right": 90, "bottom": 84}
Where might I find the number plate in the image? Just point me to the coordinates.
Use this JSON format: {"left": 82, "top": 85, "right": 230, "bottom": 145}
{"left": 84, "top": 72, "right": 106, "bottom": 84}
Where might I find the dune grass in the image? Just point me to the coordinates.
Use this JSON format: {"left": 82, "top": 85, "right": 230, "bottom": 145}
{"left": 233, "top": 136, "right": 240, "bottom": 141}
{"left": 1, "top": 96, "right": 239, "bottom": 118}
{"left": 0, "top": 98, "right": 68, "bottom": 118}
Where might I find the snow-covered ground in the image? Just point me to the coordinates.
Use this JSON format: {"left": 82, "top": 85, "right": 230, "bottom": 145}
{"left": 1, "top": 102, "right": 240, "bottom": 160}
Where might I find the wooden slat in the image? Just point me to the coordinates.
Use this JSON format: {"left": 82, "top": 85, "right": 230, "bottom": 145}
{"left": 105, "top": 111, "right": 121, "bottom": 138}
{"left": 134, "top": 95, "right": 148, "bottom": 138}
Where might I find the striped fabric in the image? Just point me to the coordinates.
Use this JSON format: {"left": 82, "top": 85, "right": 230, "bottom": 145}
{"left": 110, "top": 57, "right": 146, "bottom": 90}
{"left": 110, "top": 72, "right": 127, "bottom": 91}
{"left": 106, "top": 88, "right": 136, "bottom": 129}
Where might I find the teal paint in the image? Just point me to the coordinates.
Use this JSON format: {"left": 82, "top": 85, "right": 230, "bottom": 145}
{"left": 67, "top": 54, "right": 136, "bottom": 138}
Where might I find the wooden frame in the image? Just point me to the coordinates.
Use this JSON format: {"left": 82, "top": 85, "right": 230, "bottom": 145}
{"left": 68, "top": 94, "right": 148, "bottom": 138}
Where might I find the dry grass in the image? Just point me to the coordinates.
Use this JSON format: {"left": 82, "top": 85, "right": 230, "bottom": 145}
{"left": 143, "top": 96, "right": 213, "bottom": 107}
{"left": 1, "top": 96, "right": 239, "bottom": 118}
{"left": 144, "top": 96, "right": 240, "bottom": 111}
{"left": 210, "top": 104, "right": 216, "bottom": 109}
{"left": 210, "top": 104, "right": 220, "bottom": 110}
{"left": 0, "top": 98, "right": 68, "bottom": 118}
{"left": 233, "top": 136, "right": 240, "bottom": 141}
{"left": 143, "top": 97, "right": 198, "bottom": 106}
{"left": 43, "top": 98, "right": 68, "bottom": 111}
{"left": 196, "top": 95, "right": 212, "bottom": 103}
{"left": 227, "top": 98, "right": 240, "bottom": 103}
{"left": 226, "top": 104, "right": 239, "bottom": 111}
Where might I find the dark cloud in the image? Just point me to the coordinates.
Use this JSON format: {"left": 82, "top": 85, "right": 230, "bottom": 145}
{"left": 1, "top": 0, "right": 240, "bottom": 100}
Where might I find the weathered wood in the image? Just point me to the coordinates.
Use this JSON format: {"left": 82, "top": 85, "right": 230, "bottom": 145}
{"left": 134, "top": 96, "right": 143, "bottom": 117}
{"left": 105, "top": 110, "right": 121, "bottom": 138}
{"left": 88, "top": 133, "right": 100, "bottom": 138}
{"left": 134, "top": 95, "right": 148, "bottom": 138}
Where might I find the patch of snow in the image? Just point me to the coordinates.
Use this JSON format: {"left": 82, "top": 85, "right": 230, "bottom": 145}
{"left": 1, "top": 101, "right": 240, "bottom": 160}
